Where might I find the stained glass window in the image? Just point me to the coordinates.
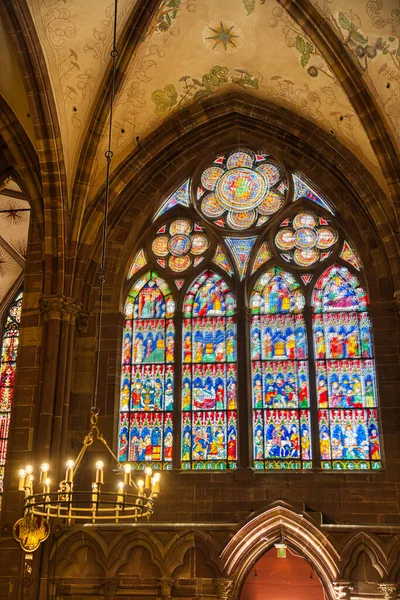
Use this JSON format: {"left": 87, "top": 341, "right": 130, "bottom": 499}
{"left": 197, "top": 149, "right": 287, "bottom": 230}
{"left": 292, "top": 173, "right": 335, "bottom": 215}
{"left": 152, "top": 179, "right": 191, "bottom": 221}
{"left": 151, "top": 219, "right": 209, "bottom": 273}
{"left": 119, "top": 272, "right": 175, "bottom": 470}
{"left": 128, "top": 249, "right": 147, "bottom": 279}
{"left": 250, "top": 268, "right": 311, "bottom": 470}
{"left": 0, "top": 291, "right": 22, "bottom": 505}
{"left": 225, "top": 236, "right": 257, "bottom": 280}
{"left": 182, "top": 270, "right": 237, "bottom": 470}
{"left": 275, "top": 212, "right": 338, "bottom": 267}
{"left": 313, "top": 265, "right": 381, "bottom": 470}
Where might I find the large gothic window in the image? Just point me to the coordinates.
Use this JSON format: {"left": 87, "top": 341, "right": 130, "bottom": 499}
{"left": 119, "top": 272, "right": 175, "bottom": 470}
{"left": 0, "top": 292, "right": 22, "bottom": 504}
{"left": 120, "top": 147, "right": 382, "bottom": 472}
{"left": 181, "top": 270, "right": 237, "bottom": 470}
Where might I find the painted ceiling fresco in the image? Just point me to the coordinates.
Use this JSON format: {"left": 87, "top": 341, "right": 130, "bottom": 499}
{"left": 0, "top": 0, "right": 399, "bottom": 195}
{"left": 0, "top": 180, "right": 30, "bottom": 306}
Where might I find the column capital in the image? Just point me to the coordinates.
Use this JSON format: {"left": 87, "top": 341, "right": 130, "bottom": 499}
{"left": 159, "top": 577, "right": 175, "bottom": 598}
{"left": 213, "top": 578, "right": 234, "bottom": 600}
{"left": 101, "top": 578, "right": 119, "bottom": 600}
{"left": 39, "top": 294, "right": 82, "bottom": 322}
{"left": 378, "top": 583, "right": 398, "bottom": 600}
{"left": 332, "top": 581, "right": 353, "bottom": 600}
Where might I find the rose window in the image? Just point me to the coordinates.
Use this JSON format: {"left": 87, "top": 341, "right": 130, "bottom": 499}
{"left": 151, "top": 219, "right": 209, "bottom": 272}
{"left": 275, "top": 212, "right": 338, "bottom": 267}
{"left": 197, "top": 149, "right": 287, "bottom": 230}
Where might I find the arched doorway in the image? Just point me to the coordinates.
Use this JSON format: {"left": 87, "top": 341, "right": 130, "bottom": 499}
{"left": 240, "top": 547, "right": 327, "bottom": 600}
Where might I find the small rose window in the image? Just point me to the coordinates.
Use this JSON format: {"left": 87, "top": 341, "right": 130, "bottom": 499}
{"left": 151, "top": 219, "right": 209, "bottom": 272}
{"left": 275, "top": 212, "right": 338, "bottom": 267}
{"left": 197, "top": 148, "right": 287, "bottom": 230}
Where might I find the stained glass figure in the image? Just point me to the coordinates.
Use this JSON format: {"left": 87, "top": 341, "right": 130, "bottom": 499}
{"left": 225, "top": 237, "right": 258, "bottom": 281}
{"left": 151, "top": 219, "right": 209, "bottom": 273}
{"left": 152, "top": 179, "right": 191, "bottom": 221}
{"left": 275, "top": 212, "right": 338, "bottom": 267}
{"left": 313, "top": 266, "right": 381, "bottom": 469}
{"left": 340, "top": 241, "right": 361, "bottom": 271}
{"left": 120, "top": 273, "right": 175, "bottom": 469}
{"left": 198, "top": 148, "right": 287, "bottom": 230}
{"left": 182, "top": 270, "right": 237, "bottom": 469}
{"left": 292, "top": 173, "right": 335, "bottom": 215}
{"left": 128, "top": 249, "right": 147, "bottom": 279}
{"left": 251, "top": 242, "right": 272, "bottom": 275}
{"left": 0, "top": 292, "right": 22, "bottom": 504}
{"left": 250, "top": 269, "right": 311, "bottom": 469}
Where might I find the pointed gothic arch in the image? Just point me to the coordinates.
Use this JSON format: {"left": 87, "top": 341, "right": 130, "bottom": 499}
{"left": 220, "top": 503, "right": 340, "bottom": 600}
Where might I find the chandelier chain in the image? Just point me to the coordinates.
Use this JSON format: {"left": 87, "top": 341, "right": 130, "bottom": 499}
{"left": 92, "top": 0, "right": 119, "bottom": 415}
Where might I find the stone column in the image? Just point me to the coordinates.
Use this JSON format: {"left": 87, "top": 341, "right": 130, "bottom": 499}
{"left": 213, "top": 578, "right": 234, "bottom": 600}
{"left": 159, "top": 577, "right": 175, "bottom": 600}
{"left": 332, "top": 581, "right": 353, "bottom": 600}
{"left": 378, "top": 583, "right": 398, "bottom": 600}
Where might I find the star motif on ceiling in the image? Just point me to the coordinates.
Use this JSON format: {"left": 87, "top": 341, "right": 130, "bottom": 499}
{"left": 205, "top": 22, "right": 239, "bottom": 51}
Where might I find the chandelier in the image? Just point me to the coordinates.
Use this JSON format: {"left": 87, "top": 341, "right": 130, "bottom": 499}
{"left": 13, "top": 0, "right": 161, "bottom": 554}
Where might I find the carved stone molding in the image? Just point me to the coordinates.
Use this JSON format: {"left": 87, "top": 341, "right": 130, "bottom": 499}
{"left": 213, "top": 578, "right": 234, "bottom": 600}
{"left": 378, "top": 583, "right": 398, "bottom": 600}
{"left": 75, "top": 310, "right": 89, "bottom": 333}
{"left": 332, "top": 581, "right": 353, "bottom": 600}
{"left": 39, "top": 294, "right": 82, "bottom": 323}
{"left": 101, "top": 578, "right": 119, "bottom": 600}
{"left": 159, "top": 577, "right": 175, "bottom": 599}
{"left": 394, "top": 290, "right": 400, "bottom": 313}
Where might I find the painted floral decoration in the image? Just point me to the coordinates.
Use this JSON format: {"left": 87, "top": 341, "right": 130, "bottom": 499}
{"left": 275, "top": 211, "right": 338, "bottom": 267}
{"left": 197, "top": 148, "right": 287, "bottom": 230}
{"left": 152, "top": 219, "right": 209, "bottom": 272}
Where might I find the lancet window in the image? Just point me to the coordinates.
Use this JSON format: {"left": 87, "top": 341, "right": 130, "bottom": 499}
{"left": 0, "top": 292, "right": 22, "bottom": 504}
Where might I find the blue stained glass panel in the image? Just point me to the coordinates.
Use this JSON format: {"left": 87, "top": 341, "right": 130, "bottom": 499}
{"left": 313, "top": 266, "right": 381, "bottom": 470}
{"left": 182, "top": 271, "right": 237, "bottom": 469}
{"left": 119, "top": 273, "right": 175, "bottom": 469}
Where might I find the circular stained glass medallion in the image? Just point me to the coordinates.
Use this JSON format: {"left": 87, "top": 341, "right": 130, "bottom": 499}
{"left": 258, "top": 191, "right": 284, "bottom": 216}
{"left": 190, "top": 234, "right": 209, "bottom": 255}
{"left": 168, "top": 234, "right": 191, "bottom": 256}
{"left": 256, "top": 163, "right": 281, "bottom": 186}
{"left": 316, "top": 228, "right": 338, "bottom": 249}
{"left": 216, "top": 168, "right": 267, "bottom": 212}
{"left": 201, "top": 194, "right": 226, "bottom": 218}
{"left": 293, "top": 212, "right": 317, "bottom": 230}
{"left": 201, "top": 166, "right": 224, "bottom": 191}
{"left": 294, "top": 248, "right": 319, "bottom": 266}
{"left": 275, "top": 229, "right": 296, "bottom": 250}
{"left": 227, "top": 210, "right": 257, "bottom": 230}
{"left": 226, "top": 150, "right": 254, "bottom": 169}
{"left": 169, "top": 255, "right": 191, "bottom": 272}
{"left": 295, "top": 227, "right": 317, "bottom": 249}
{"left": 169, "top": 219, "right": 191, "bottom": 236}
{"left": 152, "top": 236, "right": 169, "bottom": 256}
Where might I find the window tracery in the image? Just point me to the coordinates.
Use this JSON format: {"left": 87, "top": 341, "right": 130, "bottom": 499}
{"left": 120, "top": 146, "right": 382, "bottom": 472}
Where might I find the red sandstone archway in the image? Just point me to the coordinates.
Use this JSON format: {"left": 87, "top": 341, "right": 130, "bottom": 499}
{"left": 240, "top": 547, "right": 327, "bottom": 600}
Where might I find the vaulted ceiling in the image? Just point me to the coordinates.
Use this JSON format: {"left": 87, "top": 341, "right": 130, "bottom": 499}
{"left": 1, "top": 0, "right": 399, "bottom": 195}
{"left": 0, "top": 0, "right": 399, "bottom": 273}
